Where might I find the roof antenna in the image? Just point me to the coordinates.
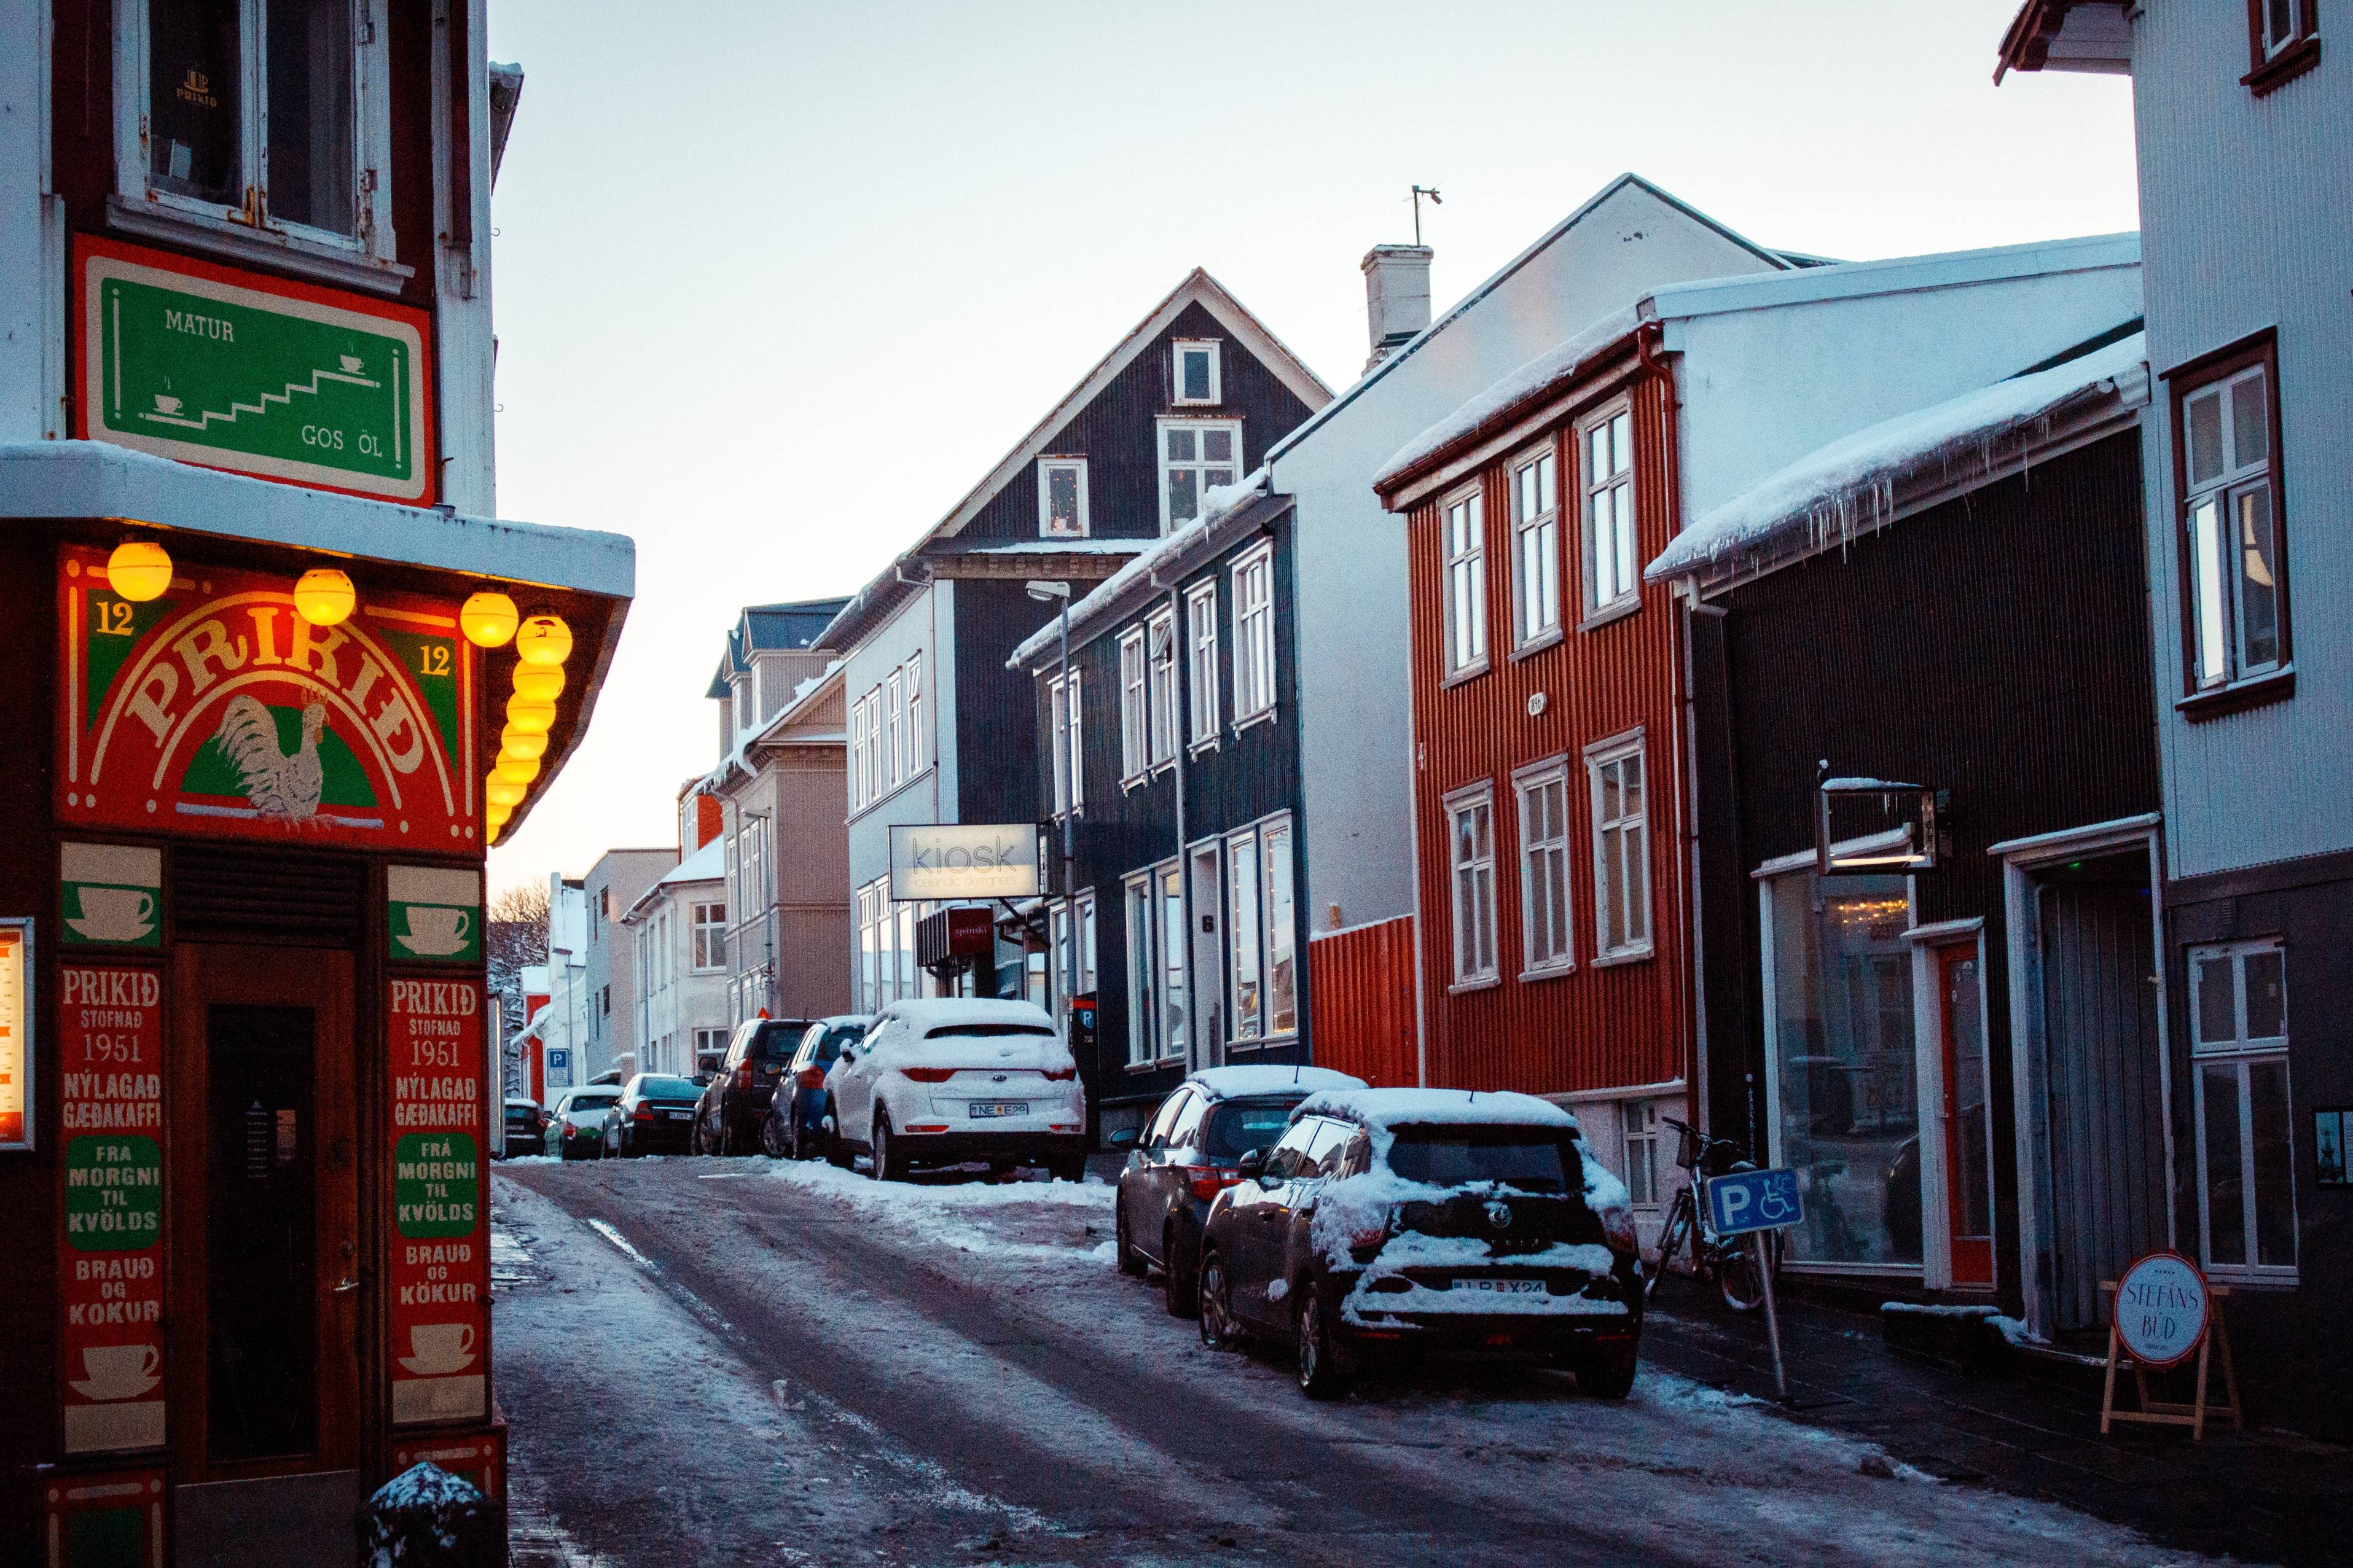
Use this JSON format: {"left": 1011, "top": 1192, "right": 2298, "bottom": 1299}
{"left": 1411, "top": 185, "right": 1442, "bottom": 246}
{"left": 1293, "top": 1061, "right": 1302, "bottom": 1084}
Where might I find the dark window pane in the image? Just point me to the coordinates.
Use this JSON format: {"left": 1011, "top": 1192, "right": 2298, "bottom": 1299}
{"left": 2236, "top": 487, "right": 2280, "bottom": 670}
{"left": 2242, "top": 948, "right": 2285, "bottom": 1039}
{"left": 2250, "top": 1061, "right": 2295, "bottom": 1267}
{"left": 150, "top": 0, "right": 244, "bottom": 207}
{"left": 2186, "top": 389, "right": 2225, "bottom": 487}
{"left": 2230, "top": 370, "right": 2269, "bottom": 467}
{"left": 1168, "top": 469, "right": 1197, "bottom": 526}
{"left": 2202, "top": 1064, "right": 2245, "bottom": 1266}
{"left": 2195, "top": 954, "right": 2236, "bottom": 1045}
{"left": 1181, "top": 348, "right": 1212, "bottom": 401}
{"left": 267, "top": 0, "right": 355, "bottom": 233}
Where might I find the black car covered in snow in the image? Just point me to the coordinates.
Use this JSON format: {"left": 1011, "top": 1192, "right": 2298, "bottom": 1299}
{"left": 1195, "top": 1088, "right": 1642, "bottom": 1400}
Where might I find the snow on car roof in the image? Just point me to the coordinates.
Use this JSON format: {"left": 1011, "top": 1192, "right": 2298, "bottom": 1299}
{"left": 879, "top": 997, "right": 1057, "bottom": 1031}
{"left": 1186, "top": 1064, "right": 1366, "bottom": 1099}
{"left": 1295, "top": 1088, "right": 1576, "bottom": 1131}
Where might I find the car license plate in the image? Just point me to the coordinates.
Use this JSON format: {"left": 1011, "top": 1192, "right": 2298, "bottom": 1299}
{"left": 1454, "top": 1278, "right": 1545, "bottom": 1295}
{"left": 668, "top": 1110, "right": 692, "bottom": 1120}
{"left": 966, "top": 1101, "right": 1028, "bottom": 1119}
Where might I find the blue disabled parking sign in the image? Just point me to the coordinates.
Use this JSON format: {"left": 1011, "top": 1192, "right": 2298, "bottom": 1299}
{"left": 1708, "top": 1168, "right": 1802, "bottom": 1236}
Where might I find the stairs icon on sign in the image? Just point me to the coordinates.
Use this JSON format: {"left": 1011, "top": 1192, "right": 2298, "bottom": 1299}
{"left": 139, "top": 356, "right": 383, "bottom": 432}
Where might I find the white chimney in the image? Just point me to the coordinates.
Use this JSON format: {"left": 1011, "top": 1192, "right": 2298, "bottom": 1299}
{"left": 1361, "top": 244, "right": 1433, "bottom": 371}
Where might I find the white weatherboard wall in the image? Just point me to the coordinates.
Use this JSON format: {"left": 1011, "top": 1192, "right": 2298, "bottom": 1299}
{"left": 0, "top": 0, "right": 62, "bottom": 443}
{"left": 1277, "top": 178, "right": 1788, "bottom": 932}
{"left": 842, "top": 582, "right": 953, "bottom": 902}
{"left": 2134, "top": 3, "right": 2353, "bottom": 879}
{"left": 1662, "top": 236, "right": 2144, "bottom": 524}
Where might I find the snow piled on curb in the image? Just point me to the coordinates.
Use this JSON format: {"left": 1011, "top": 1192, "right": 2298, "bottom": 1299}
{"left": 765, "top": 1158, "right": 1113, "bottom": 1261}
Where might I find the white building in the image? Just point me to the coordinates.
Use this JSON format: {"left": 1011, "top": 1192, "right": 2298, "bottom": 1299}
{"left": 622, "top": 838, "right": 732, "bottom": 1078}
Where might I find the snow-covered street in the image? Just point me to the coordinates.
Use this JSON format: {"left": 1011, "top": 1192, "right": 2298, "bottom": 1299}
{"left": 491, "top": 1156, "right": 2220, "bottom": 1567}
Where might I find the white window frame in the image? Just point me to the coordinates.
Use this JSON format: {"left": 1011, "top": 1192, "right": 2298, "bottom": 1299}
{"left": 1185, "top": 580, "right": 1220, "bottom": 748}
{"left": 885, "top": 670, "right": 905, "bottom": 789}
{"left": 691, "top": 900, "right": 727, "bottom": 973}
{"left": 1578, "top": 398, "right": 1638, "bottom": 620}
{"left": 1510, "top": 440, "right": 1563, "bottom": 651}
{"left": 1037, "top": 456, "right": 1090, "bottom": 539}
{"left": 1226, "top": 826, "right": 1262, "bottom": 1042}
{"left": 1231, "top": 544, "right": 1275, "bottom": 725}
{"left": 2260, "top": 0, "right": 2316, "bottom": 57}
{"left": 1586, "top": 730, "right": 1653, "bottom": 963}
{"left": 1444, "top": 782, "right": 1499, "bottom": 988}
{"left": 2189, "top": 939, "right": 2298, "bottom": 1284}
{"left": 1441, "top": 482, "right": 1488, "bottom": 679}
{"left": 1157, "top": 418, "right": 1244, "bottom": 534}
{"left": 1513, "top": 755, "right": 1574, "bottom": 977}
{"left": 1173, "top": 340, "right": 1223, "bottom": 406}
{"left": 1118, "top": 628, "right": 1149, "bottom": 783}
{"left": 1047, "top": 668, "right": 1084, "bottom": 814}
{"left": 1623, "top": 1099, "right": 1663, "bottom": 1209}
{"left": 1122, "top": 870, "right": 1162, "bottom": 1067}
{"left": 1261, "top": 815, "right": 1298, "bottom": 1038}
{"left": 1146, "top": 609, "right": 1178, "bottom": 770}
{"left": 114, "top": 0, "right": 398, "bottom": 267}
{"left": 904, "top": 652, "right": 925, "bottom": 777}
{"left": 2180, "top": 362, "right": 2283, "bottom": 692}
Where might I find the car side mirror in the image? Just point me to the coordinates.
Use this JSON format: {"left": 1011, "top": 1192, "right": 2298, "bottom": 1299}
{"left": 1107, "top": 1127, "right": 1140, "bottom": 1150}
{"left": 838, "top": 1046, "right": 857, "bottom": 1064}
{"left": 1236, "top": 1147, "right": 1268, "bottom": 1180}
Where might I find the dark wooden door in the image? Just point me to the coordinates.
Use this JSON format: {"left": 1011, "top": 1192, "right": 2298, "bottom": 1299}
{"left": 1937, "top": 946, "right": 1994, "bottom": 1288}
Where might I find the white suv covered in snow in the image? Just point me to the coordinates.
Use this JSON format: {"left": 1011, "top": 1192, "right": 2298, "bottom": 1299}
{"left": 823, "top": 998, "right": 1089, "bottom": 1182}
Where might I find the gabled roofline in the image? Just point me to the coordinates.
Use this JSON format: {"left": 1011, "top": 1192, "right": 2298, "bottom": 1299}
{"left": 818, "top": 270, "right": 1332, "bottom": 653}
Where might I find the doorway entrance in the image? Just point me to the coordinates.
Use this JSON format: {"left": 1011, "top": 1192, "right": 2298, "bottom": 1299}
{"left": 1188, "top": 844, "right": 1222, "bottom": 1069}
{"left": 1936, "top": 945, "right": 1995, "bottom": 1288}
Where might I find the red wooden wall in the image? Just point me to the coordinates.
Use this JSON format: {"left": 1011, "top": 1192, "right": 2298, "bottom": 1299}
{"left": 1307, "top": 916, "right": 1419, "bottom": 1087}
{"left": 1403, "top": 365, "right": 1692, "bottom": 1098}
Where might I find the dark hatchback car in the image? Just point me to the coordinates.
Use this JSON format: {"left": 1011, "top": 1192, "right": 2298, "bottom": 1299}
{"left": 694, "top": 1017, "right": 816, "bottom": 1155}
{"left": 761, "top": 1015, "right": 871, "bottom": 1160}
{"left": 605, "top": 1074, "right": 705, "bottom": 1157}
{"left": 1196, "top": 1088, "right": 1643, "bottom": 1400}
{"left": 1113, "top": 1066, "right": 1366, "bottom": 1317}
{"left": 499, "top": 1097, "right": 545, "bottom": 1158}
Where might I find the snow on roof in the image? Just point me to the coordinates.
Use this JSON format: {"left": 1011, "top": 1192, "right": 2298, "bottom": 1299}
{"left": 879, "top": 997, "right": 1059, "bottom": 1030}
{"left": 660, "top": 837, "right": 724, "bottom": 885}
{"left": 1296, "top": 1087, "right": 1576, "bottom": 1131}
{"left": 695, "top": 658, "right": 845, "bottom": 794}
{"left": 1006, "top": 467, "right": 1269, "bottom": 669}
{"left": 966, "top": 539, "right": 1152, "bottom": 555}
{"left": 1646, "top": 330, "right": 2147, "bottom": 583}
{"left": 1188, "top": 1064, "right": 1367, "bottom": 1099}
{"left": 1374, "top": 304, "right": 1644, "bottom": 488}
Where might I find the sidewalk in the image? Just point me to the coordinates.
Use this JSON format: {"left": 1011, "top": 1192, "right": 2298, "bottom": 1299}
{"left": 1642, "top": 1277, "right": 2353, "bottom": 1567}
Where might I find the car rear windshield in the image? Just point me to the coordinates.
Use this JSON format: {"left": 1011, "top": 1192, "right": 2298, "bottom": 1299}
{"left": 810, "top": 1024, "right": 866, "bottom": 1064}
{"left": 752, "top": 1023, "right": 814, "bottom": 1062}
{"left": 566, "top": 1096, "right": 618, "bottom": 1114}
{"left": 1204, "top": 1099, "right": 1299, "bottom": 1160}
{"left": 1384, "top": 1126, "right": 1578, "bottom": 1193}
{"left": 638, "top": 1077, "right": 700, "bottom": 1101}
{"left": 921, "top": 1023, "right": 1055, "bottom": 1040}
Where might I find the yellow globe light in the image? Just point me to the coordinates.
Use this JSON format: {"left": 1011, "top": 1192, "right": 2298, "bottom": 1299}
{"left": 294, "top": 568, "right": 356, "bottom": 626}
{"left": 485, "top": 819, "right": 504, "bottom": 844}
{"left": 514, "top": 614, "right": 572, "bottom": 668}
{"left": 505, "top": 694, "right": 557, "bottom": 735}
{"left": 106, "top": 540, "right": 174, "bottom": 602}
{"left": 460, "top": 591, "right": 519, "bottom": 648}
{"left": 499, "top": 725, "right": 549, "bottom": 761}
{"left": 493, "top": 752, "right": 541, "bottom": 787}
{"left": 485, "top": 776, "right": 527, "bottom": 808}
{"left": 511, "top": 663, "right": 566, "bottom": 702}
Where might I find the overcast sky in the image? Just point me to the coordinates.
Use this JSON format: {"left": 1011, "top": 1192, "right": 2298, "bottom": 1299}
{"left": 481, "top": 0, "right": 2136, "bottom": 899}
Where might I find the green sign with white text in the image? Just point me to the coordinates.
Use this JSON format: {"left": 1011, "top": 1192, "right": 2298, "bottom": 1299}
{"left": 80, "top": 240, "right": 432, "bottom": 502}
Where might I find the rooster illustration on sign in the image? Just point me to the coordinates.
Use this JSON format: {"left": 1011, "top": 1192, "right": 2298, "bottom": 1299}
{"left": 211, "top": 695, "right": 327, "bottom": 822}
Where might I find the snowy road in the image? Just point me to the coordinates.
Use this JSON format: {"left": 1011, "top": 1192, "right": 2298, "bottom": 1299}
{"left": 492, "top": 1156, "right": 2210, "bottom": 1568}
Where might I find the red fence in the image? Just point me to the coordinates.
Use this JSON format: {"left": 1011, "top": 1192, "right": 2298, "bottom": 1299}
{"left": 1307, "top": 916, "right": 1419, "bottom": 1087}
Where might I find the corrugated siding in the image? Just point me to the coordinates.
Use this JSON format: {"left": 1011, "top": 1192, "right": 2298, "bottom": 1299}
{"left": 1308, "top": 916, "right": 1418, "bottom": 1087}
{"left": 1407, "top": 369, "right": 1688, "bottom": 1097}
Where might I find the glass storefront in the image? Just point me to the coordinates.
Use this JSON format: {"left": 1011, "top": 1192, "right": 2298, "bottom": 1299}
{"left": 1764, "top": 870, "right": 1922, "bottom": 1269}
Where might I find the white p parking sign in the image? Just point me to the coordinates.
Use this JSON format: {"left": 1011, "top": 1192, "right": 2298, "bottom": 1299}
{"left": 1707, "top": 1168, "right": 1802, "bottom": 1236}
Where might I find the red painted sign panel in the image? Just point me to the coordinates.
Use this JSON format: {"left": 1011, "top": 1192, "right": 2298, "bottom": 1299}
{"left": 57, "top": 965, "right": 166, "bottom": 1457}
{"left": 57, "top": 545, "right": 479, "bottom": 852}
{"left": 388, "top": 978, "right": 488, "bottom": 1426}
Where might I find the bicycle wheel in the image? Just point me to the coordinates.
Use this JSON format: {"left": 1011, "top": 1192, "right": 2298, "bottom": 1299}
{"left": 1715, "top": 1230, "right": 1781, "bottom": 1314}
{"left": 1646, "top": 1193, "right": 1694, "bottom": 1303}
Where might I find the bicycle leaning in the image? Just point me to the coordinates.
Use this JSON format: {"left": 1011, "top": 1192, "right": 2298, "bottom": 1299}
{"left": 1645, "top": 1117, "right": 1782, "bottom": 1314}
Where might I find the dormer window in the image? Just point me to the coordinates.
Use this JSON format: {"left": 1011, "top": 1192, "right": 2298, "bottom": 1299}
{"left": 1173, "top": 341, "right": 1222, "bottom": 407}
{"left": 1038, "top": 457, "right": 1089, "bottom": 538}
{"left": 1159, "top": 419, "right": 1242, "bottom": 533}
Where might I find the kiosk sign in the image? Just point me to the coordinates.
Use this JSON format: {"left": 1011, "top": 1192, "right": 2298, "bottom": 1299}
{"left": 388, "top": 979, "right": 488, "bottom": 1426}
{"left": 2113, "top": 1252, "right": 2209, "bottom": 1370}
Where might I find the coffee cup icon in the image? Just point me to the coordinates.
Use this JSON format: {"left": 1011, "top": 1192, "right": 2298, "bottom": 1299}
{"left": 152, "top": 394, "right": 183, "bottom": 415}
{"left": 71, "top": 887, "right": 155, "bottom": 943}
{"left": 340, "top": 355, "right": 364, "bottom": 373}
{"left": 402, "top": 1323, "right": 475, "bottom": 1376}
{"left": 72, "top": 1344, "right": 161, "bottom": 1402}
{"left": 397, "top": 906, "right": 472, "bottom": 957}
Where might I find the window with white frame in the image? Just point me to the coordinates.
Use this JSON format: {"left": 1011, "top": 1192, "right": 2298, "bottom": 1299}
{"left": 904, "top": 652, "right": 925, "bottom": 777}
{"left": 1447, "top": 786, "right": 1498, "bottom": 984}
{"left": 122, "top": 0, "right": 393, "bottom": 253}
{"left": 1227, "top": 829, "right": 1261, "bottom": 1040}
{"left": 1048, "top": 892, "right": 1097, "bottom": 1012}
{"left": 1588, "top": 734, "right": 1651, "bottom": 959}
{"left": 1514, "top": 760, "right": 1573, "bottom": 974}
{"left": 692, "top": 901, "right": 726, "bottom": 972}
{"left": 1159, "top": 419, "right": 1242, "bottom": 533}
{"left": 1119, "top": 628, "right": 1149, "bottom": 781}
{"left": 2177, "top": 348, "right": 2287, "bottom": 694}
{"left": 1232, "top": 545, "right": 1275, "bottom": 720}
{"left": 1047, "top": 669, "right": 1084, "bottom": 814}
{"left": 694, "top": 1027, "right": 729, "bottom": 1075}
{"left": 1442, "top": 486, "right": 1487, "bottom": 676}
{"left": 855, "top": 878, "right": 887, "bottom": 1013}
{"left": 1580, "top": 400, "right": 1637, "bottom": 616}
{"left": 1173, "top": 340, "right": 1222, "bottom": 406}
{"left": 1038, "top": 457, "right": 1089, "bottom": 538}
{"left": 1185, "top": 581, "right": 1220, "bottom": 744}
{"left": 1623, "top": 1099, "right": 1662, "bottom": 1207}
{"left": 885, "top": 671, "right": 904, "bottom": 789}
{"left": 1147, "top": 610, "right": 1178, "bottom": 768}
{"left": 1262, "top": 817, "right": 1297, "bottom": 1035}
{"left": 2191, "top": 940, "right": 2297, "bottom": 1281}
{"left": 1512, "top": 443, "right": 1562, "bottom": 647}
{"left": 1124, "top": 873, "right": 1157, "bottom": 1065}
{"left": 2254, "top": 0, "right": 2318, "bottom": 61}
{"left": 1123, "top": 865, "right": 1189, "bottom": 1064}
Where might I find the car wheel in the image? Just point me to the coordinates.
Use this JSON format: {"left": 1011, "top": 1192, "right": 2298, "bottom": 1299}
{"left": 1573, "top": 1338, "right": 1639, "bottom": 1400}
{"left": 1047, "top": 1154, "right": 1088, "bottom": 1184}
{"left": 1198, "top": 1250, "right": 1239, "bottom": 1351}
{"left": 1296, "top": 1283, "right": 1350, "bottom": 1401}
{"left": 1162, "top": 1222, "right": 1199, "bottom": 1319}
{"left": 761, "top": 1109, "right": 791, "bottom": 1160}
{"left": 1114, "top": 1203, "right": 1148, "bottom": 1277}
{"left": 824, "top": 1103, "right": 853, "bottom": 1169}
{"left": 871, "top": 1115, "right": 908, "bottom": 1182}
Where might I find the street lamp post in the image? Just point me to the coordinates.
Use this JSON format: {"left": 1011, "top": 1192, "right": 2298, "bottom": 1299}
{"left": 1026, "top": 581, "right": 1077, "bottom": 1029}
